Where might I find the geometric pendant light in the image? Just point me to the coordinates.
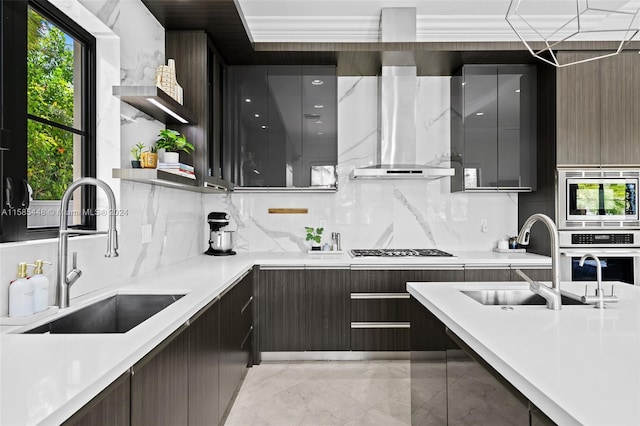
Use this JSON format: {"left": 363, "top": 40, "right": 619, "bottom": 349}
{"left": 506, "top": 0, "right": 640, "bottom": 67}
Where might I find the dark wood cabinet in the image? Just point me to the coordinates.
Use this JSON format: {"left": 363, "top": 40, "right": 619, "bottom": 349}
{"left": 465, "top": 267, "right": 510, "bottom": 282}
{"left": 188, "top": 300, "right": 220, "bottom": 426}
{"left": 351, "top": 269, "right": 463, "bottom": 351}
{"left": 166, "top": 31, "right": 229, "bottom": 189}
{"left": 219, "top": 271, "right": 254, "bottom": 422}
{"left": 63, "top": 372, "right": 130, "bottom": 426}
{"left": 600, "top": 52, "right": 640, "bottom": 165}
{"left": 556, "top": 51, "right": 640, "bottom": 166}
{"left": 305, "top": 268, "right": 350, "bottom": 350}
{"left": 259, "top": 268, "right": 307, "bottom": 351}
{"left": 510, "top": 267, "right": 552, "bottom": 282}
{"left": 131, "top": 325, "right": 189, "bottom": 426}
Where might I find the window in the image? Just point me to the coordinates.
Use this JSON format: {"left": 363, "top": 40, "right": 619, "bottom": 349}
{"left": 0, "top": 0, "right": 95, "bottom": 241}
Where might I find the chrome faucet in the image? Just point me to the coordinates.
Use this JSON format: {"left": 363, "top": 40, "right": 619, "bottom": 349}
{"left": 579, "top": 253, "right": 618, "bottom": 309}
{"left": 516, "top": 213, "right": 562, "bottom": 310}
{"left": 57, "top": 178, "right": 119, "bottom": 308}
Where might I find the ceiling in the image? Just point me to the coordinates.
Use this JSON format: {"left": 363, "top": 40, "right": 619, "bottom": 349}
{"left": 142, "top": 0, "right": 640, "bottom": 75}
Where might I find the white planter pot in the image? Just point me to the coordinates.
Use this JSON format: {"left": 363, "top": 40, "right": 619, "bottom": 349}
{"left": 162, "top": 151, "right": 179, "bottom": 164}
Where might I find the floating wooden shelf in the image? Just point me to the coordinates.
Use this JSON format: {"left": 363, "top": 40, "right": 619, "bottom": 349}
{"left": 112, "top": 168, "right": 226, "bottom": 193}
{"left": 112, "top": 86, "right": 197, "bottom": 124}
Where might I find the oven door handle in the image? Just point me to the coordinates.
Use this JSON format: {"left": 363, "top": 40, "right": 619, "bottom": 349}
{"left": 561, "top": 249, "right": 640, "bottom": 257}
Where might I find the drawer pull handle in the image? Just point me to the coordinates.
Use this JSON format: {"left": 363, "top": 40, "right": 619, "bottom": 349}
{"left": 241, "top": 296, "right": 253, "bottom": 314}
{"left": 241, "top": 326, "right": 253, "bottom": 349}
{"left": 351, "top": 322, "right": 410, "bottom": 329}
{"left": 351, "top": 292, "right": 409, "bottom": 300}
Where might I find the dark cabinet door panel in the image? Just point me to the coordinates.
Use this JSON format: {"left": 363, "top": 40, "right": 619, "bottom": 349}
{"left": 188, "top": 301, "right": 220, "bottom": 426}
{"left": 351, "top": 328, "right": 409, "bottom": 351}
{"left": 351, "top": 298, "right": 410, "bottom": 322}
{"left": 131, "top": 328, "right": 189, "bottom": 426}
{"left": 351, "top": 270, "right": 415, "bottom": 293}
{"left": 556, "top": 52, "right": 601, "bottom": 165}
{"left": 259, "top": 269, "right": 306, "bottom": 351}
{"left": 510, "top": 268, "right": 552, "bottom": 282}
{"left": 464, "top": 268, "right": 510, "bottom": 282}
{"left": 306, "top": 268, "right": 350, "bottom": 351}
{"left": 413, "top": 269, "right": 465, "bottom": 283}
{"left": 63, "top": 373, "right": 130, "bottom": 426}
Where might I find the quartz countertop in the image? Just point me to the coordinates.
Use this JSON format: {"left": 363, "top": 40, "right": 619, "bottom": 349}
{"left": 407, "top": 280, "right": 640, "bottom": 426}
{"left": 0, "top": 250, "right": 549, "bottom": 425}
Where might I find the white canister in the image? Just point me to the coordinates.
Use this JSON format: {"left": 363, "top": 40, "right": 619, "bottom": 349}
{"left": 497, "top": 239, "right": 509, "bottom": 250}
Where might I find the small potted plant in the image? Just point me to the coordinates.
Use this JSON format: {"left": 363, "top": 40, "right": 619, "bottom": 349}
{"left": 156, "top": 129, "right": 194, "bottom": 163}
{"left": 305, "top": 226, "right": 324, "bottom": 251}
{"left": 140, "top": 144, "right": 158, "bottom": 169}
{"left": 130, "top": 142, "right": 145, "bottom": 168}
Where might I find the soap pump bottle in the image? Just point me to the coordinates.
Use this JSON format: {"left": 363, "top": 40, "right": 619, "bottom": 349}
{"left": 30, "top": 260, "right": 52, "bottom": 313}
{"left": 9, "top": 263, "right": 35, "bottom": 317}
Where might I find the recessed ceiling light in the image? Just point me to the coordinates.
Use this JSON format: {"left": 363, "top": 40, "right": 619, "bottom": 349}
{"left": 245, "top": 98, "right": 251, "bottom": 103}
{"left": 314, "top": 104, "right": 324, "bottom": 109}
{"left": 475, "top": 112, "right": 484, "bottom": 116}
{"left": 515, "top": 89, "right": 521, "bottom": 93}
{"left": 311, "top": 79, "right": 324, "bottom": 86}
{"left": 317, "top": 132, "right": 324, "bottom": 135}
{"left": 261, "top": 125, "right": 268, "bottom": 129}
{"left": 461, "top": 82, "right": 466, "bottom": 86}
{"left": 314, "top": 120, "right": 323, "bottom": 124}
{"left": 254, "top": 113, "right": 260, "bottom": 118}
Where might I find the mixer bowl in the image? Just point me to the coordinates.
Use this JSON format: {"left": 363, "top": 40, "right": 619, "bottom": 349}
{"left": 210, "top": 230, "right": 235, "bottom": 252}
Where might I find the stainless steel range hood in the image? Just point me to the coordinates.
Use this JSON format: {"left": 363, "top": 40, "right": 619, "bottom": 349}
{"left": 351, "top": 8, "right": 454, "bottom": 180}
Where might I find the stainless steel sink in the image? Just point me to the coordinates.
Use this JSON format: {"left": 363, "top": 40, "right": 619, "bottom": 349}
{"left": 24, "top": 294, "right": 184, "bottom": 334}
{"left": 461, "top": 289, "right": 585, "bottom": 306}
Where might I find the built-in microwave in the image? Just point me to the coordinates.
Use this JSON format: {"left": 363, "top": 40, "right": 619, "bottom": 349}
{"left": 557, "top": 168, "right": 640, "bottom": 229}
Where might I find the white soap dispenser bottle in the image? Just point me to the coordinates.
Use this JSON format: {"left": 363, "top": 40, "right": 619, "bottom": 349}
{"left": 30, "top": 260, "right": 52, "bottom": 313}
{"left": 9, "top": 263, "right": 35, "bottom": 317}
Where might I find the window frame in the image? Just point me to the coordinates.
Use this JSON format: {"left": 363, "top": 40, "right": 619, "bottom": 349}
{"left": 0, "top": 0, "right": 96, "bottom": 242}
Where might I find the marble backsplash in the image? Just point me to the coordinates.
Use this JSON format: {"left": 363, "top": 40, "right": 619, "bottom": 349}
{"left": 0, "top": 0, "right": 203, "bottom": 316}
{"left": 203, "top": 77, "right": 519, "bottom": 252}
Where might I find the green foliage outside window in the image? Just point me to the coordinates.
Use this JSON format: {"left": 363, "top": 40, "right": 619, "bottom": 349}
{"left": 27, "top": 8, "right": 76, "bottom": 200}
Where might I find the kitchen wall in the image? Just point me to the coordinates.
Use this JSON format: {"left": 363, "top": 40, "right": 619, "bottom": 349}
{"left": 0, "top": 0, "right": 203, "bottom": 316}
{"left": 204, "top": 77, "right": 519, "bottom": 252}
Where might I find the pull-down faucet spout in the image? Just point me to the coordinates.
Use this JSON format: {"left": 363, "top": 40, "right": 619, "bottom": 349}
{"left": 57, "top": 178, "right": 119, "bottom": 308}
{"left": 516, "top": 213, "right": 562, "bottom": 310}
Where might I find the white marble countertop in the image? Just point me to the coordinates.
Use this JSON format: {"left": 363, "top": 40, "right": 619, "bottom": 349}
{"left": 407, "top": 280, "right": 640, "bottom": 426}
{"left": 0, "top": 250, "right": 549, "bottom": 425}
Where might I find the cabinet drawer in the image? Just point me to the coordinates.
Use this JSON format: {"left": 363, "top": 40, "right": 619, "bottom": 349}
{"left": 351, "top": 270, "right": 415, "bottom": 293}
{"left": 351, "top": 294, "right": 410, "bottom": 322}
{"left": 351, "top": 327, "right": 410, "bottom": 351}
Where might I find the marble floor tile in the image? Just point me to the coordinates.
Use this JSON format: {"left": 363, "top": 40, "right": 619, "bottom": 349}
{"left": 225, "top": 361, "right": 411, "bottom": 426}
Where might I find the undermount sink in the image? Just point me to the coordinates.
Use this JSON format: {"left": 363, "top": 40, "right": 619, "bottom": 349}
{"left": 461, "top": 289, "right": 585, "bottom": 306}
{"left": 24, "top": 294, "right": 185, "bottom": 334}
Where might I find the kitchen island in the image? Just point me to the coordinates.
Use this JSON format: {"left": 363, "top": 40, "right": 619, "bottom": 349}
{"left": 408, "top": 280, "right": 640, "bottom": 425}
{"left": 0, "top": 250, "right": 550, "bottom": 425}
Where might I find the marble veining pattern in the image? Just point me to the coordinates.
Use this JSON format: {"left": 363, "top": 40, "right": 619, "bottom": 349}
{"left": 204, "top": 76, "right": 518, "bottom": 252}
{"left": 226, "top": 361, "right": 410, "bottom": 426}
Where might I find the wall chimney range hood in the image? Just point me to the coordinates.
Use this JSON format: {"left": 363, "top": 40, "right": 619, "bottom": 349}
{"left": 350, "top": 8, "right": 454, "bottom": 180}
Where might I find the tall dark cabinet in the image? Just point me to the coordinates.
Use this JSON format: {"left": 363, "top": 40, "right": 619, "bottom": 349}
{"left": 130, "top": 326, "right": 189, "bottom": 426}
{"left": 166, "top": 31, "right": 228, "bottom": 189}
{"left": 451, "top": 64, "right": 537, "bottom": 192}
{"left": 225, "top": 66, "right": 337, "bottom": 188}
{"left": 188, "top": 300, "right": 220, "bottom": 426}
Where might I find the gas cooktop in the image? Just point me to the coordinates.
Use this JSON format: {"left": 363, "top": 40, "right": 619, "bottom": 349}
{"left": 350, "top": 249, "right": 455, "bottom": 257}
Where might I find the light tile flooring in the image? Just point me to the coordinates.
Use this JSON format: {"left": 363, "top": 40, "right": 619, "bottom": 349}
{"left": 225, "top": 361, "right": 411, "bottom": 426}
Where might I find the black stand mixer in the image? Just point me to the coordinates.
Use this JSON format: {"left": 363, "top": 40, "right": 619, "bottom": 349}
{"left": 205, "top": 212, "right": 236, "bottom": 256}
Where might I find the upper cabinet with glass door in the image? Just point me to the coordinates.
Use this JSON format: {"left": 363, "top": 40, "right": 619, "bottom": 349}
{"left": 451, "top": 65, "right": 537, "bottom": 192}
{"left": 224, "top": 66, "right": 337, "bottom": 190}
